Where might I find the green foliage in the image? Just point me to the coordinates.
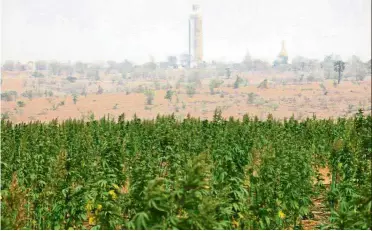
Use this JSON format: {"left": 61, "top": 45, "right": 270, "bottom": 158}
{"left": 72, "top": 94, "right": 78, "bottom": 105}
{"left": 1, "top": 91, "right": 18, "bottom": 102}
{"left": 17, "top": 101, "right": 26, "bottom": 107}
{"left": 209, "top": 79, "right": 224, "bottom": 94}
{"left": 144, "top": 89, "right": 155, "bottom": 105}
{"left": 234, "top": 76, "right": 243, "bottom": 89}
{"left": 334, "top": 60, "right": 345, "bottom": 84}
{"left": 97, "top": 85, "right": 104, "bottom": 95}
{"left": 257, "top": 79, "right": 268, "bottom": 89}
{"left": 164, "top": 90, "right": 174, "bottom": 102}
{"left": 31, "top": 72, "right": 44, "bottom": 78}
{"left": 1, "top": 112, "right": 10, "bottom": 120}
{"left": 186, "top": 84, "right": 196, "bottom": 98}
{"left": 0, "top": 111, "right": 371, "bottom": 230}
{"left": 66, "top": 76, "right": 77, "bottom": 83}
{"left": 21, "top": 90, "right": 33, "bottom": 100}
{"left": 247, "top": 93, "right": 256, "bottom": 104}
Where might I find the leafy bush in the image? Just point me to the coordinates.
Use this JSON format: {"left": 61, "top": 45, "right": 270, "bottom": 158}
{"left": 97, "top": 85, "right": 104, "bottom": 95}
{"left": 72, "top": 94, "right": 78, "bottom": 104}
{"left": 257, "top": 79, "right": 268, "bottom": 89}
{"left": 66, "top": 76, "right": 77, "bottom": 83}
{"left": 31, "top": 72, "right": 44, "bottom": 78}
{"left": 164, "top": 90, "right": 174, "bottom": 102}
{"left": 1, "top": 91, "right": 17, "bottom": 101}
{"left": 17, "top": 101, "right": 25, "bottom": 107}
{"left": 209, "top": 79, "right": 224, "bottom": 94}
{"left": 247, "top": 93, "right": 256, "bottom": 104}
{"left": 234, "top": 76, "right": 243, "bottom": 89}
{"left": 1, "top": 112, "right": 10, "bottom": 120}
{"left": 186, "top": 84, "right": 196, "bottom": 98}
{"left": 21, "top": 90, "right": 33, "bottom": 100}
{"left": 144, "top": 89, "right": 155, "bottom": 105}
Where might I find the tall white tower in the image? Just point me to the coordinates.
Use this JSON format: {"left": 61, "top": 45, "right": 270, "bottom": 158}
{"left": 189, "top": 4, "right": 203, "bottom": 68}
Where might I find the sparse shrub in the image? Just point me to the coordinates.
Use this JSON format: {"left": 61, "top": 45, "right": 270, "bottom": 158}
{"left": 136, "top": 85, "right": 145, "bottom": 93}
{"left": 32, "top": 71, "right": 44, "bottom": 78}
{"left": 144, "top": 89, "right": 155, "bottom": 105}
{"left": 165, "top": 90, "right": 174, "bottom": 102}
{"left": 58, "top": 101, "right": 65, "bottom": 106}
{"left": 81, "top": 87, "right": 87, "bottom": 97}
{"left": 307, "top": 75, "right": 315, "bottom": 82}
{"left": 113, "top": 104, "right": 119, "bottom": 110}
{"left": 257, "top": 79, "right": 268, "bottom": 89}
{"left": 72, "top": 94, "right": 78, "bottom": 104}
{"left": 1, "top": 112, "right": 10, "bottom": 120}
{"left": 209, "top": 79, "right": 224, "bottom": 94}
{"left": 154, "top": 81, "right": 161, "bottom": 90}
{"left": 234, "top": 76, "right": 243, "bottom": 89}
{"left": 97, "top": 85, "right": 104, "bottom": 94}
{"left": 66, "top": 76, "right": 77, "bottom": 83}
{"left": 271, "top": 103, "right": 279, "bottom": 111}
{"left": 1, "top": 91, "right": 17, "bottom": 101}
{"left": 176, "top": 79, "right": 182, "bottom": 89}
{"left": 186, "top": 84, "right": 196, "bottom": 97}
{"left": 247, "top": 93, "right": 256, "bottom": 104}
{"left": 182, "top": 101, "right": 186, "bottom": 109}
{"left": 319, "top": 83, "right": 328, "bottom": 95}
{"left": 21, "top": 90, "right": 33, "bottom": 100}
{"left": 17, "top": 101, "right": 25, "bottom": 107}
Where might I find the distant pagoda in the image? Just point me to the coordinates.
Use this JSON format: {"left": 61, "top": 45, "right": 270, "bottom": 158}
{"left": 273, "top": 40, "right": 288, "bottom": 66}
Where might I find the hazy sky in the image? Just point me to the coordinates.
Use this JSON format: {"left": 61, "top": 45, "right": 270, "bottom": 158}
{"left": 2, "top": 0, "right": 371, "bottom": 64}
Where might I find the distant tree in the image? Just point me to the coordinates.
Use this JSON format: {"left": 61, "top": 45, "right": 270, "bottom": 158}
{"left": 75, "top": 61, "right": 86, "bottom": 75}
{"left": 66, "top": 76, "right": 77, "bottom": 83}
{"left": 225, "top": 68, "right": 231, "bottom": 79}
{"left": 334, "top": 60, "right": 345, "bottom": 84}
{"left": 35, "top": 60, "right": 48, "bottom": 71}
{"left": 118, "top": 60, "right": 133, "bottom": 77}
{"left": 186, "top": 84, "right": 196, "bottom": 97}
{"left": 252, "top": 59, "right": 270, "bottom": 71}
{"left": 242, "top": 51, "right": 253, "bottom": 70}
{"left": 233, "top": 75, "right": 243, "bottom": 89}
{"left": 209, "top": 79, "right": 224, "bottom": 94}
{"left": 97, "top": 85, "right": 104, "bottom": 94}
{"left": 1, "top": 91, "right": 18, "bottom": 101}
{"left": 144, "top": 89, "right": 155, "bottom": 105}
{"left": 180, "top": 53, "right": 190, "bottom": 67}
{"left": 167, "top": 56, "right": 178, "bottom": 68}
{"left": 258, "top": 79, "right": 268, "bottom": 89}
{"left": 48, "top": 61, "right": 61, "bottom": 75}
{"left": 106, "top": 60, "right": 117, "bottom": 74}
{"left": 351, "top": 55, "right": 367, "bottom": 81}
{"left": 143, "top": 62, "right": 157, "bottom": 71}
{"left": 322, "top": 54, "right": 339, "bottom": 79}
{"left": 32, "top": 72, "right": 45, "bottom": 78}
{"left": 164, "top": 89, "right": 174, "bottom": 102}
{"left": 72, "top": 94, "right": 78, "bottom": 104}
{"left": 2, "top": 60, "right": 15, "bottom": 71}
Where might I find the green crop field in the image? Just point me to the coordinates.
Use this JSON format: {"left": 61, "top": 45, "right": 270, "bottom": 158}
{"left": 1, "top": 110, "right": 371, "bottom": 230}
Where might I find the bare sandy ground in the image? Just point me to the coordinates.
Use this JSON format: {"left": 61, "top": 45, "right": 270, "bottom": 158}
{"left": 1, "top": 72, "right": 371, "bottom": 123}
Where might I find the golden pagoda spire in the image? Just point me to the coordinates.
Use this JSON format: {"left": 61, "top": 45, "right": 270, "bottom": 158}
{"left": 279, "top": 40, "right": 288, "bottom": 57}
